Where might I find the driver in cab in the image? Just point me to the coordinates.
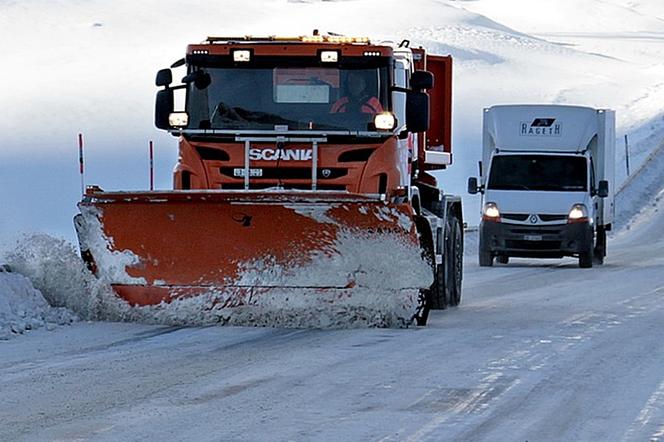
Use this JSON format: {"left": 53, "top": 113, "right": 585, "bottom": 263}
{"left": 330, "top": 71, "right": 383, "bottom": 114}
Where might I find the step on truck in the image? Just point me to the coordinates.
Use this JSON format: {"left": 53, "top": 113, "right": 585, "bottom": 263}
{"left": 468, "top": 104, "right": 615, "bottom": 268}
{"left": 74, "top": 33, "right": 463, "bottom": 326}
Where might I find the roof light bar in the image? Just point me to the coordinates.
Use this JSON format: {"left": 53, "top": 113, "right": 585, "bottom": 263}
{"left": 205, "top": 35, "right": 371, "bottom": 45}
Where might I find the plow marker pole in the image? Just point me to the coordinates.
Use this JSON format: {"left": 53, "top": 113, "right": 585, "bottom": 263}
{"left": 78, "top": 133, "right": 85, "bottom": 198}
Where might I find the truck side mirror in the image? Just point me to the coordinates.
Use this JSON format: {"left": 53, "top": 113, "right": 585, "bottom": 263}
{"left": 468, "top": 177, "right": 479, "bottom": 195}
{"left": 156, "top": 68, "right": 172, "bottom": 87}
{"left": 410, "top": 70, "right": 434, "bottom": 90}
{"left": 182, "top": 70, "right": 211, "bottom": 90}
{"left": 155, "top": 88, "right": 174, "bottom": 130}
{"left": 406, "top": 91, "right": 429, "bottom": 133}
{"left": 598, "top": 180, "right": 609, "bottom": 198}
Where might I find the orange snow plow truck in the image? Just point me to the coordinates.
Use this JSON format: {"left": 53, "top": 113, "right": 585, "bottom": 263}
{"left": 74, "top": 34, "right": 463, "bottom": 327}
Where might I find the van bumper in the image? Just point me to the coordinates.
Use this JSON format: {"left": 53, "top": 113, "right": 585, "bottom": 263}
{"left": 479, "top": 220, "right": 593, "bottom": 258}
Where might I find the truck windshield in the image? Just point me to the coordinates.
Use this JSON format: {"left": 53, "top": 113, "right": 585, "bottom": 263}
{"left": 488, "top": 155, "right": 587, "bottom": 191}
{"left": 185, "top": 65, "right": 389, "bottom": 132}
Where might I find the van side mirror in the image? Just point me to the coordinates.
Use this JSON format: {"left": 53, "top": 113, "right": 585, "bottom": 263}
{"left": 410, "top": 70, "right": 434, "bottom": 90}
{"left": 598, "top": 180, "right": 609, "bottom": 198}
{"left": 468, "top": 177, "right": 479, "bottom": 195}
{"left": 155, "top": 88, "right": 174, "bottom": 130}
{"left": 156, "top": 69, "right": 172, "bottom": 87}
{"left": 406, "top": 91, "right": 429, "bottom": 133}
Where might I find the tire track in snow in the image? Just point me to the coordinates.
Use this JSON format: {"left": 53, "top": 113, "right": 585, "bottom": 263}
{"left": 403, "top": 284, "right": 664, "bottom": 441}
{"left": 620, "top": 377, "right": 664, "bottom": 441}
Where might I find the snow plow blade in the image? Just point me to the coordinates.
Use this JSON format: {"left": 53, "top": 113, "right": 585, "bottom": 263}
{"left": 74, "top": 190, "right": 432, "bottom": 327}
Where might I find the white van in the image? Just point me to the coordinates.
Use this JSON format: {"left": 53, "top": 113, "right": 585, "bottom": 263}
{"left": 468, "top": 105, "right": 615, "bottom": 268}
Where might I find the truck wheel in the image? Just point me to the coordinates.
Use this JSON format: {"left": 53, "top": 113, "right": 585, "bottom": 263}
{"left": 430, "top": 263, "right": 447, "bottom": 310}
{"left": 448, "top": 217, "right": 463, "bottom": 307}
{"left": 496, "top": 255, "right": 509, "bottom": 265}
{"left": 579, "top": 251, "right": 593, "bottom": 268}
{"left": 479, "top": 251, "right": 493, "bottom": 267}
{"left": 414, "top": 289, "right": 431, "bottom": 326}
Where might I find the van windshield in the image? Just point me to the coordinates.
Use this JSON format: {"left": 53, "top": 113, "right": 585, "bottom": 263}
{"left": 488, "top": 154, "right": 587, "bottom": 191}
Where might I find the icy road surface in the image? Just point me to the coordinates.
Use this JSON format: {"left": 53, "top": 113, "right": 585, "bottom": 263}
{"left": 2, "top": 209, "right": 664, "bottom": 441}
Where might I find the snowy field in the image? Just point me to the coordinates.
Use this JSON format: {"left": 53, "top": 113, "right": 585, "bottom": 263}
{"left": 2, "top": 0, "right": 664, "bottom": 440}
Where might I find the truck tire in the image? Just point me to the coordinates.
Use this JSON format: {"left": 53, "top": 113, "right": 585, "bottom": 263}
{"left": 448, "top": 217, "right": 463, "bottom": 307}
{"left": 579, "top": 251, "right": 593, "bottom": 268}
{"left": 496, "top": 255, "right": 509, "bottom": 264}
{"left": 479, "top": 251, "right": 493, "bottom": 267}
{"left": 414, "top": 289, "right": 431, "bottom": 326}
{"left": 430, "top": 263, "right": 447, "bottom": 310}
{"left": 427, "top": 200, "right": 448, "bottom": 311}
{"left": 413, "top": 216, "right": 434, "bottom": 324}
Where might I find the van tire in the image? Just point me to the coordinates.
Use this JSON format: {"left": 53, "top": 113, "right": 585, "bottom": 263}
{"left": 579, "top": 251, "right": 593, "bottom": 268}
{"left": 479, "top": 251, "right": 493, "bottom": 267}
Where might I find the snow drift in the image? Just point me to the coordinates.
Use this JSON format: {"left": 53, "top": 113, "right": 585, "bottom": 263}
{"left": 0, "top": 267, "right": 76, "bottom": 340}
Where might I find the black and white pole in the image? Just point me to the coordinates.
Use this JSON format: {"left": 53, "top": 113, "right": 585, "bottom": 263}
{"left": 149, "top": 140, "right": 154, "bottom": 191}
{"left": 624, "top": 134, "right": 630, "bottom": 176}
{"left": 78, "top": 133, "right": 85, "bottom": 198}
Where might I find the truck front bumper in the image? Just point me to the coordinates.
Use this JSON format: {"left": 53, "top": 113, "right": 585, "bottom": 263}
{"left": 480, "top": 220, "right": 593, "bottom": 258}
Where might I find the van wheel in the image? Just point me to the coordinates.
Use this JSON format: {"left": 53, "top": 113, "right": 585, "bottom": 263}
{"left": 579, "top": 251, "right": 593, "bottom": 268}
{"left": 479, "top": 251, "right": 493, "bottom": 267}
{"left": 496, "top": 255, "right": 509, "bottom": 265}
{"left": 593, "top": 226, "right": 606, "bottom": 265}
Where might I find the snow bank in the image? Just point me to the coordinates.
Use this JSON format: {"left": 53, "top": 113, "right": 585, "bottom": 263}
{"left": 614, "top": 136, "right": 664, "bottom": 232}
{"left": 5, "top": 234, "right": 103, "bottom": 319}
{"left": 0, "top": 267, "right": 76, "bottom": 340}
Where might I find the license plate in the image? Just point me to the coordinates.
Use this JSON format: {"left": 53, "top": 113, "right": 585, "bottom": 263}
{"left": 524, "top": 235, "right": 543, "bottom": 241}
{"left": 233, "top": 168, "right": 263, "bottom": 177}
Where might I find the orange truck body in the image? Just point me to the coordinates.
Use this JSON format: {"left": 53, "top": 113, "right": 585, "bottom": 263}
{"left": 75, "top": 35, "right": 462, "bottom": 325}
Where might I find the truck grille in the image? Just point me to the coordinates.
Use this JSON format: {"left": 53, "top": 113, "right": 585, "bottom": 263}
{"left": 221, "top": 183, "right": 347, "bottom": 191}
{"left": 538, "top": 214, "right": 567, "bottom": 222}
{"left": 502, "top": 213, "right": 529, "bottom": 221}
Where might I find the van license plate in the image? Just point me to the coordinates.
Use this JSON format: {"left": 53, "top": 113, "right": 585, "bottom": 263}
{"left": 524, "top": 235, "right": 543, "bottom": 241}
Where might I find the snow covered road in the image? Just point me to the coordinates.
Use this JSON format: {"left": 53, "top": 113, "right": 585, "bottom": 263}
{"left": 2, "top": 201, "right": 664, "bottom": 441}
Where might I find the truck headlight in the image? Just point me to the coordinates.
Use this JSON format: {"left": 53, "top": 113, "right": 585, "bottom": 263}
{"left": 567, "top": 204, "right": 589, "bottom": 224}
{"left": 233, "top": 50, "right": 251, "bottom": 62}
{"left": 374, "top": 112, "right": 396, "bottom": 130}
{"left": 168, "top": 112, "right": 189, "bottom": 128}
{"left": 482, "top": 202, "right": 500, "bottom": 222}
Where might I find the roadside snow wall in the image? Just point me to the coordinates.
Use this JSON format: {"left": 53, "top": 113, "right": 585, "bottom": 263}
{"left": 0, "top": 267, "right": 77, "bottom": 340}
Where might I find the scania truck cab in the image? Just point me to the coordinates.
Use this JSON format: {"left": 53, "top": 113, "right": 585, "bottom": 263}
{"left": 468, "top": 105, "right": 615, "bottom": 268}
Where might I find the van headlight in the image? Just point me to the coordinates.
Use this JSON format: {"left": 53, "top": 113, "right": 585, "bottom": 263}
{"left": 482, "top": 202, "right": 501, "bottom": 222}
{"left": 567, "top": 204, "right": 589, "bottom": 224}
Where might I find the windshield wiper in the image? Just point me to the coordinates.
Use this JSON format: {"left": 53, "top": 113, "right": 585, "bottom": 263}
{"left": 492, "top": 184, "right": 532, "bottom": 190}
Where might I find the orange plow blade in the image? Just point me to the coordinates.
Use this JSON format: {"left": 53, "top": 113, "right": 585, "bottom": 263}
{"left": 75, "top": 191, "right": 433, "bottom": 327}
